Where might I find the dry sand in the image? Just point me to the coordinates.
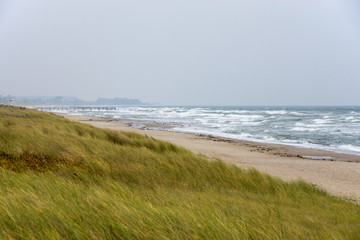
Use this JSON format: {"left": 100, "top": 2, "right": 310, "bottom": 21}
{"left": 63, "top": 114, "right": 360, "bottom": 202}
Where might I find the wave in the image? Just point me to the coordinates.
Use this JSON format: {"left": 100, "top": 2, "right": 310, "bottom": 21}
{"left": 337, "top": 144, "right": 360, "bottom": 153}
{"left": 313, "top": 119, "right": 332, "bottom": 124}
{"left": 265, "top": 110, "right": 287, "bottom": 115}
{"left": 289, "top": 111, "right": 306, "bottom": 116}
{"left": 291, "top": 127, "right": 320, "bottom": 132}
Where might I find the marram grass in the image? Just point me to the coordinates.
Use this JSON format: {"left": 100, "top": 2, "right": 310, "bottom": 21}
{"left": 0, "top": 105, "right": 359, "bottom": 239}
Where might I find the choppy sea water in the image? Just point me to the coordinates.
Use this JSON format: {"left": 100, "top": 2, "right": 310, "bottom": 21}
{"left": 35, "top": 106, "right": 360, "bottom": 155}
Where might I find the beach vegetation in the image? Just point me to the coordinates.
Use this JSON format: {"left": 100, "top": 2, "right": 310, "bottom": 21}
{"left": 0, "top": 105, "right": 359, "bottom": 239}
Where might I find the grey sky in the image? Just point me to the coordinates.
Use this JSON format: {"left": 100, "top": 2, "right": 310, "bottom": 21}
{"left": 1, "top": 0, "right": 359, "bottom": 105}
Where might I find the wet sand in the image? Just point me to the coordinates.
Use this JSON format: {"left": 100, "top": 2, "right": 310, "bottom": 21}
{"left": 62, "top": 114, "right": 360, "bottom": 202}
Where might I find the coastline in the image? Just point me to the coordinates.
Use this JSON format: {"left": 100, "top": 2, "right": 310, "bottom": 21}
{"left": 62, "top": 114, "right": 360, "bottom": 201}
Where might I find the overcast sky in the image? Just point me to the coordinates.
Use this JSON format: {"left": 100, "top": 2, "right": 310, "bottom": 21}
{"left": 0, "top": 0, "right": 359, "bottom": 105}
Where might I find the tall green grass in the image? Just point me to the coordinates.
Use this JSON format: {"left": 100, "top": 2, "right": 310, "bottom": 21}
{"left": 0, "top": 105, "right": 359, "bottom": 239}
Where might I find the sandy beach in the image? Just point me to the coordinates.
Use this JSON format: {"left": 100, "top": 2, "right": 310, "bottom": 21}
{"left": 63, "top": 114, "right": 360, "bottom": 202}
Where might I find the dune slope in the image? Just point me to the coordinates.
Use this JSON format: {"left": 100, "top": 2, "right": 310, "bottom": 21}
{"left": 0, "top": 105, "right": 359, "bottom": 239}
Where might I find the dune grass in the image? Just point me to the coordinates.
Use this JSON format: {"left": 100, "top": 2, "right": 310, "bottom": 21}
{"left": 0, "top": 105, "right": 359, "bottom": 239}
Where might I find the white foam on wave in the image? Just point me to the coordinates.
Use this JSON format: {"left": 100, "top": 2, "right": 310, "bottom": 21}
{"left": 337, "top": 144, "right": 360, "bottom": 153}
{"left": 349, "top": 111, "right": 360, "bottom": 115}
{"left": 262, "top": 136, "right": 277, "bottom": 141}
{"left": 294, "top": 122, "right": 321, "bottom": 129}
{"left": 291, "top": 127, "right": 319, "bottom": 132}
{"left": 227, "top": 114, "right": 264, "bottom": 121}
{"left": 240, "top": 122, "right": 262, "bottom": 126}
{"left": 344, "top": 116, "right": 360, "bottom": 122}
{"left": 213, "top": 110, "right": 251, "bottom": 114}
{"left": 313, "top": 119, "right": 332, "bottom": 125}
{"left": 265, "top": 110, "right": 287, "bottom": 115}
{"left": 290, "top": 111, "right": 306, "bottom": 116}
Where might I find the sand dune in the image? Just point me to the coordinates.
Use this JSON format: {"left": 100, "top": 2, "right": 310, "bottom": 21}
{"left": 63, "top": 114, "right": 360, "bottom": 202}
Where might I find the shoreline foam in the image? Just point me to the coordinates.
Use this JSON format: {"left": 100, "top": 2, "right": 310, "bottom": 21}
{"left": 168, "top": 126, "right": 360, "bottom": 156}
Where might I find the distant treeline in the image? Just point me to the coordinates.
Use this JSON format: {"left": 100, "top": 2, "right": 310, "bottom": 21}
{"left": 0, "top": 95, "right": 144, "bottom": 105}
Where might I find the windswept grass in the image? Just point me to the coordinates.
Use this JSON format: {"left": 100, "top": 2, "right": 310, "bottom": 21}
{"left": 0, "top": 105, "right": 359, "bottom": 239}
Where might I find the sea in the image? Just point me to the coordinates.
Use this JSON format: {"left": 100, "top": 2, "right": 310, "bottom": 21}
{"left": 35, "top": 105, "right": 360, "bottom": 155}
